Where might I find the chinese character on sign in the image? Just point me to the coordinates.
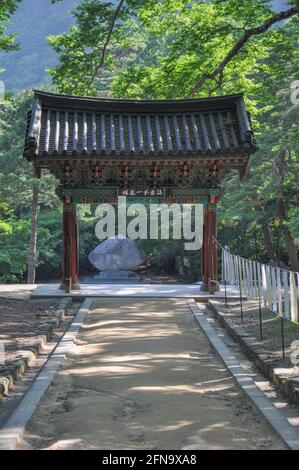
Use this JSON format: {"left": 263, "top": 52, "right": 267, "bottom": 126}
{"left": 121, "top": 188, "right": 164, "bottom": 196}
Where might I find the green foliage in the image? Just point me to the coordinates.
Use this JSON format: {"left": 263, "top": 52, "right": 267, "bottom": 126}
{"left": 0, "top": 217, "right": 30, "bottom": 280}
{"left": 45, "top": 0, "right": 298, "bottom": 269}
{"left": 45, "top": 0, "right": 295, "bottom": 101}
{"left": 0, "top": 90, "right": 60, "bottom": 281}
{"left": 0, "top": 90, "right": 58, "bottom": 210}
{"left": 0, "top": 0, "right": 20, "bottom": 58}
{"left": 218, "top": 19, "right": 299, "bottom": 262}
{"left": 112, "top": 0, "right": 276, "bottom": 99}
{"left": 47, "top": 0, "right": 132, "bottom": 95}
{"left": 1, "top": 0, "right": 298, "bottom": 281}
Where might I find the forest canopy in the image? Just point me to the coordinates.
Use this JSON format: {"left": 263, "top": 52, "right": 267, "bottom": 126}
{"left": 0, "top": 0, "right": 298, "bottom": 282}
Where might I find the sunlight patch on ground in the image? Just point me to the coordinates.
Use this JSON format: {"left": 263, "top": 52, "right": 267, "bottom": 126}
{"left": 129, "top": 383, "right": 232, "bottom": 394}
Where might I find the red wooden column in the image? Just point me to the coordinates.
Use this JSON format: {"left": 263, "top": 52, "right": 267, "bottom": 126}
{"left": 201, "top": 195, "right": 219, "bottom": 292}
{"left": 60, "top": 200, "right": 79, "bottom": 292}
{"left": 201, "top": 209, "right": 210, "bottom": 291}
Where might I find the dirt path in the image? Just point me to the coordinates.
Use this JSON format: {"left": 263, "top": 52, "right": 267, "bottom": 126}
{"left": 19, "top": 298, "right": 285, "bottom": 450}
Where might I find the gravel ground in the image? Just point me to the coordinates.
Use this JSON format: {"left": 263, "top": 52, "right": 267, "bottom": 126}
{"left": 0, "top": 298, "right": 59, "bottom": 370}
{"left": 19, "top": 298, "right": 285, "bottom": 450}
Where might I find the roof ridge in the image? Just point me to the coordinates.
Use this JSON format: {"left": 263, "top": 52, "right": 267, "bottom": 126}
{"left": 33, "top": 89, "right": 244, "bottom": 105}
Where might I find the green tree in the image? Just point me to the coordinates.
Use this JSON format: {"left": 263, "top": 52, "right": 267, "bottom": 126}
{"left": 47, "top": 1, "right": 298, "bottom": 98}
{"left": 218, "top": 19, "right": 299, "bottom": 269}
{"left": 46, "top": 0, "right": 299, "bottom": 269}
{"left": 0, "top": 90, "right": 59, "bottom": 282}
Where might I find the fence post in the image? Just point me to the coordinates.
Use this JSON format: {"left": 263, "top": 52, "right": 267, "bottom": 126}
{"left": 238, "top": 257, "right": 244, "bottom": 324}
{"left": 256, "top": 262, "right": 263, "bottom": 341}
{"left": 223, "top": 248, "right": 228, "bottom": 307}
{"left": 281, "top": 316, "right": 286, "bottom": 360}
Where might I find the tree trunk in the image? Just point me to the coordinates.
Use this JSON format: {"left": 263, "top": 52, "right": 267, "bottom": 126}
{"left": 252, "top": 192, "right": 275, "bottom": 260}
{"left": 276, "top": 195, "right": 299, "bottom": 271}
{"left": 276, "top": 149, "right": 299, "bottom": 271}
{"left": 27, "top": 182, "right": 39, "bottom": 284}
{"left": 261, "top": 223, "right": 276, "bottom": 260}
{"left": 281, "top": 224, "right": 299, "bottom": 271}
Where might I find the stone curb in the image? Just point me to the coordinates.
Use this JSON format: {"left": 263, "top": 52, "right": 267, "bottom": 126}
{"left": 0, "top": 297, "right": 73, "bottom": 400}
{"left": 208, "top": 300, "right": 299, "bottom": 406}
{"left": 0, "top": 297, "right": 93, "bottom": 450}
{"left": 187, "top": 299, "right": 299, "bottom": 450}
{"left": 0, "top": 297, "right": 25, "bottom": 302}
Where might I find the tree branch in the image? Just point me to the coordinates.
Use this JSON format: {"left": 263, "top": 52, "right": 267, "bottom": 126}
{"left": 90, "top": 0, "right": 126, "bottom": 84}
{"left": 188, "top": 6, "right": 298, "bottom": 97}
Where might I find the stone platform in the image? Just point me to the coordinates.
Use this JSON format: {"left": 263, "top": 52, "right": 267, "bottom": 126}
{"left": 30, "top": 282, "right": 244, "bottom": 300}
{"left": 83, "top": 270, "right": 145, "bottom": 284}
{"left": 0, "top": 284, "right": 37, "bottom": 300}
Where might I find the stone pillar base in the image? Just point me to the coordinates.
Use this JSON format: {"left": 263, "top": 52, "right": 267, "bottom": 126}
{"left": 200, "top": 282, "right": 209, "bottom": 292}
{"left": 59, "top": 280, "right": 80, "bottom": 292}
{"left": 200, "top": 280, "right": 220, "bottom": 294}
{"left": 208, "top": 280, "right": 220, "bottom": 294}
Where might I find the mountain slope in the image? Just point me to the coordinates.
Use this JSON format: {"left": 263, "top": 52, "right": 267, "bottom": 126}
{"left": 0, "top": 0, "right": 290, "bottom": 93}
{"left": 0, "top": 0, "right": 76, "bottom": 92}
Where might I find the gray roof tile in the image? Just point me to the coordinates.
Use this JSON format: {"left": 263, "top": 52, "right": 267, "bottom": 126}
{"left": 24, "top": 91, "right": 257, "bottom": 159}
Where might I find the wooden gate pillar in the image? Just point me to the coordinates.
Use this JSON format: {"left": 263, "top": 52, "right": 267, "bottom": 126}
{"left": 201, "top": 196, "right": 219, "bottom": 292}
{"left": 60, "top": 201, "right": 79, "bottom": 292}
{"left": 201, "top": 209, "right": 210, "bottom": 291}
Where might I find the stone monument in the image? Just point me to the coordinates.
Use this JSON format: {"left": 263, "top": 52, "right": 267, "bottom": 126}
{"left": 86, "top": 235, "right": 146, "bottom": 283}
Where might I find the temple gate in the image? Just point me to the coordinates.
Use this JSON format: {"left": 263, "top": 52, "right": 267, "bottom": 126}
{"left": 24, "top": 91, "right": 257, "bottom": 292}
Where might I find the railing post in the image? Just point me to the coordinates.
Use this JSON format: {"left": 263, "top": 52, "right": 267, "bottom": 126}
{"left": 281, "top": 316, "right": 286, "bottom": 360}
{"left": 256, "top": 262, "right": 263, "bottom": 341}
{"left": 238, "top": 257, "right": 244, "bottom": 324}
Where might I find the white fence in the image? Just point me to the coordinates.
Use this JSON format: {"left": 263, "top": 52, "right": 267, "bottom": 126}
{"left": 222, "top": 249, "right": 299, "bottom": 325}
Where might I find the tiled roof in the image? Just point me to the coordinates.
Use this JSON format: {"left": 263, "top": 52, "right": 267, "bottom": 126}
{"left": 24, "top": 91, "right": 257, "bottom": 159}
